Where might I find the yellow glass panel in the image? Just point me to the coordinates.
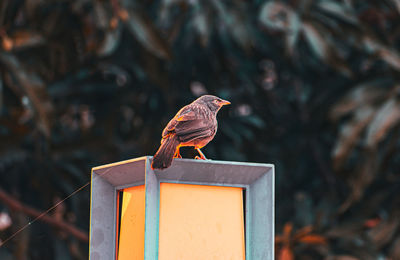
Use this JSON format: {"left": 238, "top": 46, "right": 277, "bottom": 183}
{"left": 159, "top": 183, "right": 245, "bottom": 260}
{"left": 118, "top": 185, "right": 145, "bottom": 260}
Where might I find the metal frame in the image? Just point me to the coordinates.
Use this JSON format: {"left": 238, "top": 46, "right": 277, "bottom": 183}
{"left": 89, "top": 156, "right": 274, "bottom": 260}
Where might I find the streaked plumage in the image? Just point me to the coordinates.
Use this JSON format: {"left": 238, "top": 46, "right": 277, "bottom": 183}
{"left": 151, "top": 95, "right": 230, "bottom": 170}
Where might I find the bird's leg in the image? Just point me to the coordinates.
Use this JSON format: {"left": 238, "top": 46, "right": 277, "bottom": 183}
{"left": 195, "top": 148, "right": 207, "bottom": 160}
{"left": 173, "top": 147, "right": 182, "bottom": 158}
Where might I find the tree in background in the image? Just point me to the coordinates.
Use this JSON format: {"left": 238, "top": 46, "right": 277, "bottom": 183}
{"left": 0, "top": 0, "right": 400, "bottom": 259}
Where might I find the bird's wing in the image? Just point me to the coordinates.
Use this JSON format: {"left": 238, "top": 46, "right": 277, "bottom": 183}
{"left": 176, "top": 125, "right": 214, "bottom": 143}
{"left": 162, "top": 105, "right": 214, "bottom": 142}
{"left": 174, "top": 108, "right": 214, "bottom": 142}
{"left": 176, "top": 110, "right": 197, "bottom": 121}
{"left": 161, "top": 105, "right": 193, "bottom": 137}
{"left": 162, "top": 119, "right": 177, "bottom": 138}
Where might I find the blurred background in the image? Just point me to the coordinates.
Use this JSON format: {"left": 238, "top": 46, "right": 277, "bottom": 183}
{"left": 0, "top": 0, "right": 400, "bottom": 259}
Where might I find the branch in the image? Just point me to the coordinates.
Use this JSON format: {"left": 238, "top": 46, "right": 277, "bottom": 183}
{"left": 0, "top": 188, "right": 88, "bottom": 243}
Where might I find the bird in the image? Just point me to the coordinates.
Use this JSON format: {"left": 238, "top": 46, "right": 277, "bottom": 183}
{"left": 151, "top": 95, "right": 231, "bottom": 170}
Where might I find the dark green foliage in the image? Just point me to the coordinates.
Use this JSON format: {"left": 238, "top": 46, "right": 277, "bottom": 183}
{"left": 0, "top": 0, "right": 400, "bottom": 258}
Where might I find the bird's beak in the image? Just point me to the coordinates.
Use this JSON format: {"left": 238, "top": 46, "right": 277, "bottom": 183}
{"left": 219, "top": 99, "right": 231, "bottom": 106}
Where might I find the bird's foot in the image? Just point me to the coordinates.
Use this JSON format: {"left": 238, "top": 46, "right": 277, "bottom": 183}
{"left": 195, "top": 148, "right": 207, "bottom": 160}
{"left": 173, "top": 150, "right": 182, "bottom": 158}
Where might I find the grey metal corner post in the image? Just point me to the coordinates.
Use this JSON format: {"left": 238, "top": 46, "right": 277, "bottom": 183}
{"left": 89, "top": 156, "right": 274, "bottom": 259}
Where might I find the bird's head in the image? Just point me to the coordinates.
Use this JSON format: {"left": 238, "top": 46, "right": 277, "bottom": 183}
{"left": 195, "top": 95, "right": 231, "bottom": 112}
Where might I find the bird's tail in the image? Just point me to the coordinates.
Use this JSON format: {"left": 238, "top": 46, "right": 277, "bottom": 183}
{"left": 151, "top": 135, "right": 179, "bottom": 170}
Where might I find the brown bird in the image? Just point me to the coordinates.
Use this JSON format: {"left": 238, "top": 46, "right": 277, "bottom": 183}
{"left": 151, "top": 95, "right": 231, "bottom": 170}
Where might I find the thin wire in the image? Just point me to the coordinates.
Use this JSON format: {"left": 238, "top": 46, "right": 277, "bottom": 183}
{"left": 0, "top": 181, "right": 91, "bottom": 247}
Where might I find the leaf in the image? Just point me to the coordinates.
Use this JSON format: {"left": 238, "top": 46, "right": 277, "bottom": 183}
{"left": 363, "top": 36, "right": 400, "bottom": 71}
{"left": 379, "top": 48, "right": 400, "bottom": 71}
{"left": 317, "top": 1, "right": 358, "bottom": 25}
{"left": 389, "top": 0, "right": 400, "bottom": 14}
{"left": 278, "top": 246, "right": 294, "bottom": 260}
{"left": 97, "top": 27, "right": 121, "bottom": 56}
{"left": 93, "top": 1, "right": 109, "bottom": 29}
{"left": 275, "top": 236, "right": 285, "bottom": 244}
{"left": 0, "top": 212, "right": 12, "bottom": 230}
{"left": 285, "top": 13, "right": 301, "bottom": 56}
{"left": 303, "top": 21, "right": 353, "bottom": 75}
{"left": 332, "top": 106, "right": 374, "bottom": 169}
{"left": 0, "top": 53, "right": 53, "bottom": 137}
{"left": 325, "top": 221, "right": 363, "bottom": 239}
{"left": 259, "top": 0, "right": 301, "bottom": 55}
{"left": 239, "top": 115, "right": 266, "bottom": 129}
{"left": 283, "top": 222, "right": 293, "bottom": 241}
{"left": 212, "top": 1, "right": 253, "bottom": 49}
{"left": 330, "top": 82, "right": 386, "bottom": 121}
{"left": 298, "top": 234, "right": 327, "bottom": 245}
{"left": 363, "top": 217, "right": 381, "bottom": 229}
{"left": 367, "top": 210, "right": 400, "bottom": 249}
{"left": 192, "top": 5, "right": 210, "bottom": 46}
{"left": 365, "top": 98, "right": 400, "bottom": 147}
{"left": 8, "top": 31, "right": 45, "bottom": 51}
{"left": 220, "top": 121, "right": 243, "bottom": 143}
{"left": 302, "top": 22, "right": 329, "bottom": 61}
{"left": 259, "top": 2, "right": 296, "bottom": 31}
{"left": 1, "top": 34, "right": 13, "bottom": 51}
{"left": 389, "top": 236, "right": 400, "bottom": 260}
{"left": 339, "top": 151, "right": 378, "bottom": 212}
{"left": 292, "top": 225, "right": 313, "bottom": 240}
{"left": 125, "top": 9, "right": 172, "bottom": 60}
{"left": 233, "top": 123, "right": 254, "bottom": 140}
